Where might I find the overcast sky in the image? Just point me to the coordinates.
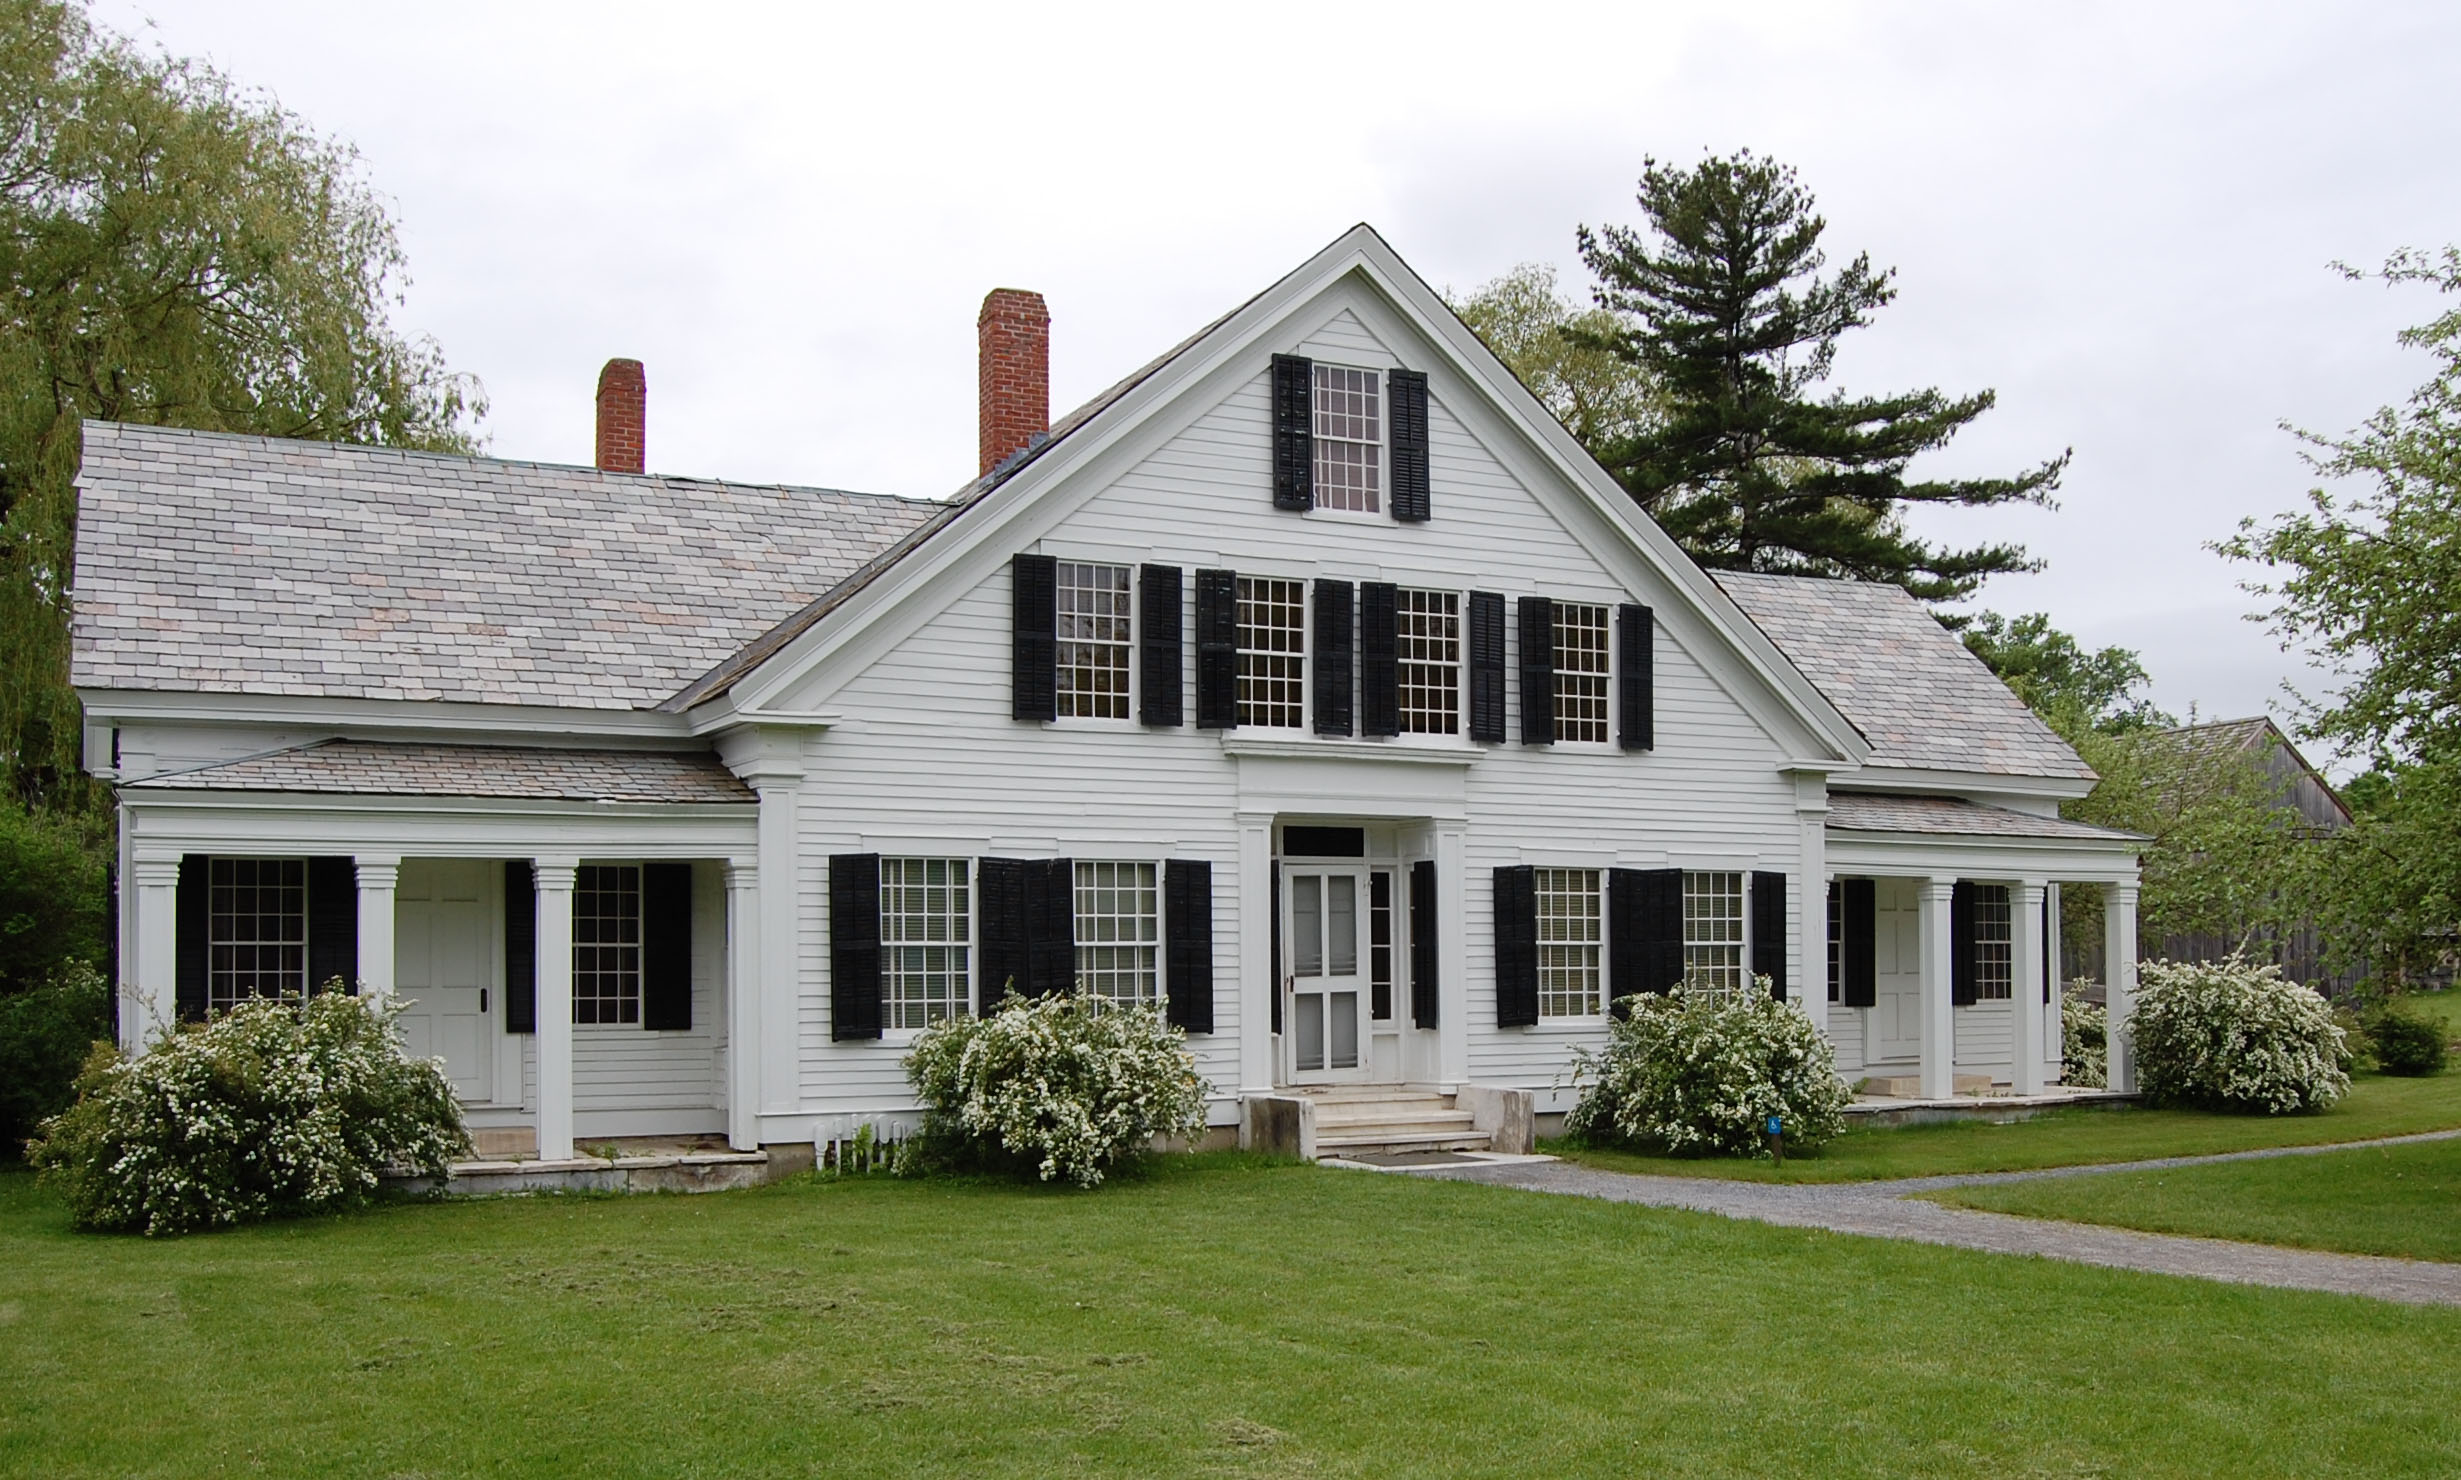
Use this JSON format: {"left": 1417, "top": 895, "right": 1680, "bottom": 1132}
{"left": 96, "top": 1, "right": 2461, "bottom": 758}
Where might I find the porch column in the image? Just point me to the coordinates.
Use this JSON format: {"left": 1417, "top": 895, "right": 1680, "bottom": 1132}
{"left": 723, "top": 858, "right": 760, "bottom": 1152}
{"left": 1916, "top": 877, "right": 1957, "bottom": 1099}
{"left": 355, "top": 857, "right": 401, "bottom": 1006}
{"left": 2011, "top": 879, "right": 2047, "bottom": 1095}
{"left": 1434, "top": 820, "right": 1470, "bottom": 1088}
{"left": 534, "top": 857, "right": 578, "bottom": 1162}
{"left": 1791, "top": 771, "right": 1830, "bottom": 1041}
{"left": 2046, "top": 883, "right": 2065, "bottom": 1083}
{"left": 129, "top": 854, "right": 182, "bottom": 1049}
{"left": 749, "top": 776, "right": 802, "bottom": 1120}
{"left": 1235, "top": 812, "right": 1273, "bottom": 1096}
{"left": 2104, "top": 880, "right": 2140, "bottom": 1093}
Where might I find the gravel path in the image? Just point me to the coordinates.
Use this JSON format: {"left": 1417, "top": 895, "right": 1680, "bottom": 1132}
{"left": 1412, "top": 1129, "right": 2461, "bottom": 1308}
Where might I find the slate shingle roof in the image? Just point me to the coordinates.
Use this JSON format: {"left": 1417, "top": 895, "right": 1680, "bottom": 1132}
{"left": 1713, "top": 571, "right": 2094, "bottom": 780}
{"left": 1825, "top": 791, "right": 2143, "bottom": 841}
{"left": 126, "top": 739, "right": 755, "bottom": 804}
{"left": 70, "top": 422, "right": 943, "bottom": 710}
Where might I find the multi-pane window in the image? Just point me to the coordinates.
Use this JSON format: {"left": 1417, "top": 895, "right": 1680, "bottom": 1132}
{"left": 574, "top": 864, "right": 642, "bottom": 1025}
{"left": 1683, "top": 871, "right": 1746, "bottom": 994}
{"left": 1535, "top": 867, "right": 1603, "bottom": 1018}
{"left": 1973, "top": 883, "right": 2013, "bottom": 1000}
{"left": 1055, "top": 561, "right": 1131, "bottom": 719}
{"left": 1827, "top": 882, "right": 1843, "bottom": 1004}
{"left": 1311, "top": 364, "right": 1382, "bottom": 513}
{"left": 1369, "top": 869, "right": 1395, "bottom": 1020}
{"left": 1236, "top": 576, "right": 1307, "bottom": 728}
{"left": 208, "top": 857, "right": 307, "bottom": 1011}
{"left": 1397, "top": 588, "right": 1460, "bottom": 735}
{"left": 1554, "top": 602, "right": 1611, "bottom": 743}
{"left": 881, "top": 858, "right": 971, "bottom": 1029}
{"left": 1075, "top": 861, "right": 1160, "bottom": 1005}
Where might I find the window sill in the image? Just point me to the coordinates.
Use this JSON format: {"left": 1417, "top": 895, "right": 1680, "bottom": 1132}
{"left": 1220, "top": 736, "right": 1481, "bottom": 767}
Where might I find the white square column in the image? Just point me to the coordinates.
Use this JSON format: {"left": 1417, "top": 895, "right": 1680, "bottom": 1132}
{"left": 2104, "top": 881, "right": 2140, "bottom": 1093}
{"left": 533, "top": 857, "right": 578, "bottom": 1162}
{"left": 355, "top": 857, "right": 400, "bottom": 1005}
{"left": 1234, "top": 814, "right": 1274, "bottom": 1096}
{"left": 129, "top": 854, "right": 183, "bottom": 1049}
{"left": 1917, "top": 877, "right": 1957, "bottom": 1099}
{"left": 723, "top": 858, "right": 761, "bottom": 1152}
{"left": 2045, "top": 883, "right": 2064, "bottom": 1082}
{"left": 2011, "top": 879, "right": 2047, "bottom": 1094}
{"left": 1434, "top": 821, "right": 1470, "bottom": 1088}
{"left": 1791, "top": 770, "right": 1830, "bottom": 1041}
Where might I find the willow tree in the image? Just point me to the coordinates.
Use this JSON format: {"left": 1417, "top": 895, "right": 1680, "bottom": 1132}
{"left": 0, "top": 0, "right": 483, "bottom": 816}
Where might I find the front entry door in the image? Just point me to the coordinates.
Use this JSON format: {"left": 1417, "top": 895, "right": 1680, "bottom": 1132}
{"left": 1872, "top": 878, "right": 1923, "bottom": 1063}
{"left": 394, "top": 859, "right": 497, "bottom": 1104}
{"left": 1283, "top": 865, "right": 1370, "bottom": 1084}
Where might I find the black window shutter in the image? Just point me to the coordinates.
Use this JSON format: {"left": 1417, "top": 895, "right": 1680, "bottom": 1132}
{"left": 1164, "top": 859, "right": 1213, "bottom": 1033}
{"left": 1467, "top": 591, "right": 1506, "bottom": 744}
{"left": 2042, "top": 890, "right": 2054, "bottom": 1005}
{"left": 1517, "top": 596, "right": 1556, "bottom": 745}
{"left": 1029, "top": 857, "right": 1077, "bottom": 997}
{"left": 642, "top": 862, "right": 693, "bottom": 1030}
{"left": 1388, "top": 368, "right": 1431, "bottom": 522}
{"left": 307, "top": 856, "right": 357, "bottom": 993}
{"left": 1269, "top": 860, "right": 1282, "bottom": 1036}
{"left": 1271, "top": 353, "right": 1314, "bottom": 511}
{"left": 1195, "top": 568, "right": 1239, "bottom": 729}
{"left": 1409, "top": 859, "right": 1438, "bottom": 1029}
{"left": 1950, "top": 880, "right": 1978, "bottom": 1007}
{"left": 1493, "top": 864, "right": 1538, "bottom": 1028}
{"left": 1842, "top": 878, "right": 1877, "bottom": 1008}
{"left": 175, "top": 853, "right": 209, "bottom": 1022}
{"left": 829, "top": 853, "right": 883, "bottom": 1041}
{"left": 1139, "top": 564, "right": 1183, "bottom": 728}
{"left": 1752, "top": 871, "right": 1788, "bottom": 1002}
{"left": 1618, "top": 604, "right": 1654, "bottom": 752}
{"left": 1313, "top": 579, "right": 1354, "bottom": 736}
{"left": 505, "top": 860, "right": 537, "bottom": 1033}
{"left": 1607, "top": 868, "right": 1645, "bottom": 1016}
{"left": 1359, "top": 582, "right": 1399, "bottom": 737}
{"left": 1011, "top": 552, "right": 1058, "bottom": 723}
{"left": 1639, "top": 867, "right": 1685, "bottom": 994}
{"left": 978, "top": 857, "right": 1029, "bottom": 1011}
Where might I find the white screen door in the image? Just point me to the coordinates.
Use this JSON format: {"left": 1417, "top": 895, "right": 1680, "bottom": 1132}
{"left": 1284, "top": 866, "right": 1370, "bottom": 1084}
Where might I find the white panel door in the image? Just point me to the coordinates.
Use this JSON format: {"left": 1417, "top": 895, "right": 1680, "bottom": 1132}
{"left": 1871, "top": 878, "right": 1924, "bottom": 1064}
{"left": 394, "top": 859, "right": 496, "bottom": 1104}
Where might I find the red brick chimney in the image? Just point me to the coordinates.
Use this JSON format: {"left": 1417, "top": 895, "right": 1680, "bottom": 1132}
{"left": 595, "top": 358, "right": 645, "bottom": 474}
{"left": 978, "top": 289, "right": 1049, "bottom": 477}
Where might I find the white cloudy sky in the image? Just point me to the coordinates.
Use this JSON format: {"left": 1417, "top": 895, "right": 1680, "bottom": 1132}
{"left": 96, "top": 0, "right": 2461, "bottom": 754}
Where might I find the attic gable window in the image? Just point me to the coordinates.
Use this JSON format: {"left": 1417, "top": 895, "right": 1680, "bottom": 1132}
{"left": 1055, "top": 560, "right": 1132, "bottom": 719}
{"left": 1312, "top": 365, "right": 1382, "bottom": 513}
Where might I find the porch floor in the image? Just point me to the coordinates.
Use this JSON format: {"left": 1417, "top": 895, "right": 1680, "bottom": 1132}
{"left": 393, "top": 1135, "right": 771, "bottom": 1198}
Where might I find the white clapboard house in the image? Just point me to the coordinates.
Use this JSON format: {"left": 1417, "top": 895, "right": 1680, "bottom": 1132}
{"left": 74, "top": 225, "right": 2145, "bottom": 1161}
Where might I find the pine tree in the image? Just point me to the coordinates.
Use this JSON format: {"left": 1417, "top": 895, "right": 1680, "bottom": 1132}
{"left": 1573, "top": 151, "right": 2066, "bottom": 602}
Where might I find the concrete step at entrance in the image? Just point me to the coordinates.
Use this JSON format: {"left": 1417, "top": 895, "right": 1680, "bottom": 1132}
{"left": 1295, "top": 1088, "right": 1493, "bottom": 1156}
{"left": 1319, "top": 1129, "right": 1494, "bottom": 1156}
{"left": 1314, "top": 1098, "right": 1457, "bottom": 1125}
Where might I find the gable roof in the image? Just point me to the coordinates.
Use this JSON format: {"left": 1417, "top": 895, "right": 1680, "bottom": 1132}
{"left": 1826, "top": 791, "right": 2143, "bottom": 841}
{"left": 2139, "top": 715, "right": 2351, "bottom": 831}
{"left": 123, "top": 738, "right": 753, "bottom": 804}
{"left": 1713, "top": 570, "right": 2094, "bottom": 780}
{"left": 70, "top": 421, "right": 941, "bottom": 710}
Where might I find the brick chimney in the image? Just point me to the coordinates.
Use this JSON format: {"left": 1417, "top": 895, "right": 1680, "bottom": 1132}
{"left": 595, "top": 358, "right": 645, "bottom": 474}
{"left": 977, "top": 289, "right": 1049, "bottom": 477}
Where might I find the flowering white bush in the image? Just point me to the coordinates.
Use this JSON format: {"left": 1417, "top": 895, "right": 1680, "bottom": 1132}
{"left": 901, "top": 991, "right": 1210, "bottom": 1188}
{"left": 2129, "top": 955, "right": 2349, "bottom": 1114}
{"left": 1565, "top": 979, "right": 1851, "bottom": 1158}
{"left": 2061, "top": 990, "right": 2108, "bottom": 1088}
{"left": 28, "top": 990, "right": 469, "bottom": 1235}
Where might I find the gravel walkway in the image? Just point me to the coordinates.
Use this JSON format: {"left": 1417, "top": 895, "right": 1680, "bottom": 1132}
{"left": 1414, "top": 1129, "right": 2461, "bottom": 1308}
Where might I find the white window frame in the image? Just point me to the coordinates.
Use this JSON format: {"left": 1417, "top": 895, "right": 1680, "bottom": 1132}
{"left": 573, "top": 863, "right": 642, "bottom": 1026}
{"left": 1074, "top": 860, "right": 1161, "bottom": 1006}
{"left": 207, "top": 856, "right": 308, "bottom": 1011}
{"left": 880, "top": 857, "right": 973, "bottom": 1031}
{"left": 1554, "top": 601, "right": 1612, "bottom": 745}
{"left": 1682, "top": 870, "right": 1747, "bottom": 995}
{"left": 1396, "top": 587, "right": 1461, "bottom": 736}
{"left": 1054, "top": 560, "right": 1133, "bottom": 722}
{"left": 1973, "top": 883, "right": 2014, "bottom": 1001}
{"left": 1235, "top": 574, "right": 1308, "bottom": 729}
{"left": 1534, "top": 867, "right": 1603, "bottom": 1020}
{"left": 1309, "top": 363, "right": 1384, "bottom": 516}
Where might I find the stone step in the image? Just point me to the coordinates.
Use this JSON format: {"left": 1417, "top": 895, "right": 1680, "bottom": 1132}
{"left": 1313, "top": 1101, "right": 1461, "bottom": 1126}
{"left": 1318, "top": 1115, "right": 1480, "bottom": 1140}
{"left": 1318, "top": 1129, "right": 1494, "bottom": 1156}
{"left": 1861, "top": 1072, "right": 1997, "bottom": 1098}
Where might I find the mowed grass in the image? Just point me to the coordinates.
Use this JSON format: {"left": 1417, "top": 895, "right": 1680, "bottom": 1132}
{"left": 1932, "top": 1133, "right": 2461, "bottom": 1262}
{"left": 5, "top": 1158, "right": 2461, "bottom": 1478}
{"left": 1549, "top": 1067, "right": 2461, "bottom": 1184}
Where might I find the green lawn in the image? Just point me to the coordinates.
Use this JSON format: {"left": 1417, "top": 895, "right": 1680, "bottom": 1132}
{"left": 6, "top": 1158, "right": 2461, "bottom": 1477}
{"left": 1932, "top": 1129, "right": 2461, "bottom": 1262}
{"left": 1549, "top": 1067, "right": 2461, "bottom": 1184}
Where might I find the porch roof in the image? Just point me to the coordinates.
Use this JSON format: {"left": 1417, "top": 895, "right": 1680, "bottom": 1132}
{"left": 1825, "top": 791, "right": 2144, "bottom": 842}
{"left": 124, "top": 739, "right": 755, "bottom": 805}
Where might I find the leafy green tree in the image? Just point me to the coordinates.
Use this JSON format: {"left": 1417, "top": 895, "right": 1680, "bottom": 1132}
{"left": 1572, "top": 151, "right": 2067, "bottom": 602}
{"left": 1447, "top": 263, "right": 1661, "bottom": 452}
{"left": 1960, "top": 611, "right": 2172, "bottom": 733}
{"left": 2220, "top": 248, "right": 2461, "bottom": 987}
{"left": 0, "top": 0, "right": 483, "bottom": 817}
